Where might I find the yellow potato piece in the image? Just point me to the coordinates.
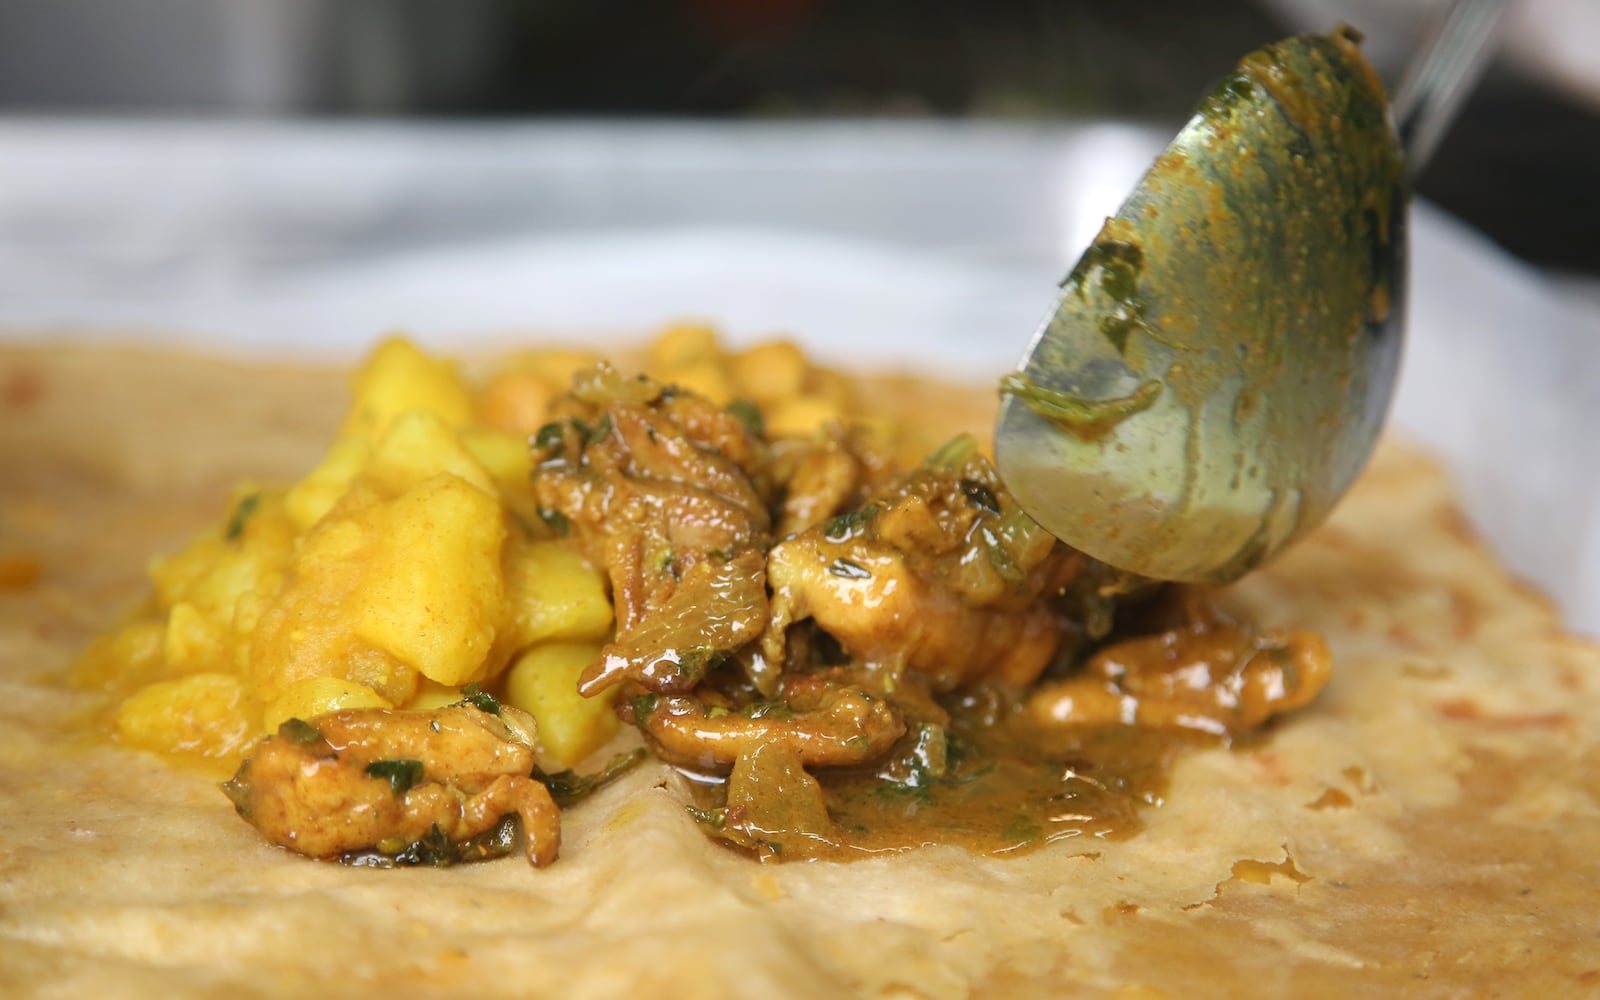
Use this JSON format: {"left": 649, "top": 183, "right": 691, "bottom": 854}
{"left": 263, "top": 676, "right": 392, "bottom": 733}
{"left": 285, "top": 434, "right": 372, "bottom": 531}
{"left": 504, "top": 640, "right": 617, "bottom": 769}
{"left": 765, "top": 394, "right": 843, "bottom": 438}
{"left": 408, "top": 678, "right": 464, "bottom": 711}
{"left": 343, "top": 336, "right": 473, "bottom": 440}
{"left": 353, "top": 473, "right": 507, "bottom": 687}
{"left": 364, "top": 408, "right": 496, "bottom": 498}
{"left": 162, "top": 601, "right": 227, "bottom": 675}
{"left": 665, "top": 357, "right": 735, "bottom": 405}
{"left": 730, "top": 339, "right": 807, "bottom": 402}
{"left": 502, "top": 539, "right": 613, "bottom": 649}
{"left": 460, "top": 426, "right": 536, "bottom": 489}
{"left": 151, "top": 492, "right": 294, "bottom": 632}
{"left": 650, "top": 322, "right": 719, "bottom": 370}
{"left": 246, "top": 508, "right": 417, "bottom": 708}
{"left": 114, "top": 673, "right": 255, "bottom": 759}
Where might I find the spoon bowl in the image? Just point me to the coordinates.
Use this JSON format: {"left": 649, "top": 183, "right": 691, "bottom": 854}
{"left": 994, "top": 27, "right": 1405, "bottom": 583}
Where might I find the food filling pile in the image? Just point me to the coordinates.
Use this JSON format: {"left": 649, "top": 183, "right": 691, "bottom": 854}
{"left": 75, "top": 328, "right": 1331, "bottom": 866}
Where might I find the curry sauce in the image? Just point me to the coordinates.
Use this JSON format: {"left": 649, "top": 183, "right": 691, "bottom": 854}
{"left": 68, "top": 327, "right": 1331, "bottom": 868}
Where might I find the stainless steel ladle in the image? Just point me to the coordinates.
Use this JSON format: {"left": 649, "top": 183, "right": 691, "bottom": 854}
{"left": 993, "top": 2, "right": 1507, "bottom": 583}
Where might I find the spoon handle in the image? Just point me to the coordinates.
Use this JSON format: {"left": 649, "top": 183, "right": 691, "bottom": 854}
{"left": 1391, "top": 0, "right": 1511, "bottom": 177}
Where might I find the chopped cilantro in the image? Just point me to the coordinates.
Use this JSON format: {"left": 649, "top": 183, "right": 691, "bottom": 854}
{"left": 460, "top": 683, "right": 501, "bottom": 716}
{"left": 224, "top": 493, "right": 261, "bottom": 542}
{"left": 538, "top": 507, "right": 571, "bottom": 537}
{"left": 533, "top": 421, "right": 565, "bottom": 452}
{"left": 999, "top": 372, "right": 1161, "bottom": 434}
{"left": 365, "top": 758, "right": 425, "bottom": 796}
{"left": 632, "top": 693, "right": 659, "bottom": 720}
{"left": 826, "top": 557, "right": 872, "bottom": 580}
{"left": 741, "top": 700, "right": 795, "bottom": 721}
{"left": 220, "top": 769, "right": 252, "bottom": 819}
{"left": 959, "top": 478, "right": 1000, "bottom": 514}
{"left": 686, "top": 804, "right": 727, "bottom": 830}
{"left": 343, "top": 816, "right": 522, "bottom": 869}
{"left": 823, "top": 504, "right": 878, "bottom": 543}
{"left": 981, "top": 525, "right": 1022, "bottom": 582}
{"left": 725, "top": 399, "right": 766, "bottom": 438}
{"left": 534, "top": 749, "right": 647, "bottom": 807}
{"left": 925, "top": 433, "right": 980, "bottom": 472}
{"left": 277, "top": 717, "right": 323, "bottom": 744}
{"left": 572, "top": 414, "right": 612, "bottom": 446}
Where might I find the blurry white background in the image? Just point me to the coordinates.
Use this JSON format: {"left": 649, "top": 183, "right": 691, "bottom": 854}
{"left": 0, "top": 1, "right": 1594, "bottom": 629}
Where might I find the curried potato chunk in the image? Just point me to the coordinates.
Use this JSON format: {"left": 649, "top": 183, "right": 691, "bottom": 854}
{"left": 353, "top": 474, "right": 508, "bottom": 687}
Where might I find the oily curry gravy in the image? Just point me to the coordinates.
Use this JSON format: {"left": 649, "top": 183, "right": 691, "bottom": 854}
{"left": 55, "top": 329, "right": 1329, "bottom": 869}
{"left": 1, "top": 337, "right": 1598, "bottom": 998}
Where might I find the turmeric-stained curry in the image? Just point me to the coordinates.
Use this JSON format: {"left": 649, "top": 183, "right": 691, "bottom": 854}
{"left": 75, "top": 326, "right": 1330, "bottom": 866}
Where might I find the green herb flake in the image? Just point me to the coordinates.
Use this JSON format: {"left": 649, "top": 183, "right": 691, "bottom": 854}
{"left": 538, "top": 507, "right": 571, "bottom": 537}
{"left": 224, "top": 493, "right": 261, "bottom": 542}
{"left": 741, "top": 700, "right": 795, "bottom": 721}
{"left": 460, "top": 683, "right": 501, "bottom": 716}
{"left": 958, "top": 478, "right": 1000, "bottom": 514}
{"left": 342, "top": 820, "right": 523, "bottom": 869}
{"left": 277, "top": 717, "right": 324, "bottom": 745}
{"left": 534, "top": 748, "right": 647, "bottom": 808}
{"left": 365, "top": 758, "right": 425, "bottom": 796}
{"left": 875, "top": 779, "right": 934, "bottom": 806}
{"left": 725, "top": 399, "right": 766, "bottom": 438}
{"left": 533, "top": 421, "right": 566, "bottom": 452}
{"left": 823, "top": 504, "right": 878, "bottom": 543}
{"left": 582, "top": 414, "right": 613, "bottom": 445}
{"left": 633, "top": 693, "right": 659, "bottom": 720}
{"left": 220, "top": 769, "right": 252, "bottom": 819}
{"left": 981, "top": 526, "right": 1022, "bottom": 583}
{"left": 999, "top": 373, "right": 1162, "bottom": 436}
{"left": 826, "top": 557, "right": 872, "bottom": 580}
{"left": 925, "top": 433, "right": 980, "bottom": 472}
{"left": 686, "top": 804, "right": 728, "bottom": 830}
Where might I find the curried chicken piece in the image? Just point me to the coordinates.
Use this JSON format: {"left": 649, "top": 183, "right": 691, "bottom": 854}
{"left": 583, "top": 549, "right": 769, "bottom": 697}
{"left": 624, "top": 672, "right": 906, "bottom": 773}
{"left": 768, "top": 424, "right": 899, "bottom": 538}
{"left": 222, "top": 703, "right": 562, "bottom": 866}
{"left": 763, "top": 434, "right": 1082, "bottom": 692}
{"left": 532, "top": 365, "right": 776, "bottom": 696}
{"left": 1024, "top": 602, "right": 1333, "bottom": 735}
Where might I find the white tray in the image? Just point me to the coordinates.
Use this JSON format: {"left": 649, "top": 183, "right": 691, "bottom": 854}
{"left": 1, "top": 120, "right": 1594, "bottom": 630}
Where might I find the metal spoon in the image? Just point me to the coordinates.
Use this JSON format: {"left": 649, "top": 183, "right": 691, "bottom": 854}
{"left": 993, "top": 4, "right": 1506, "bottom": 583}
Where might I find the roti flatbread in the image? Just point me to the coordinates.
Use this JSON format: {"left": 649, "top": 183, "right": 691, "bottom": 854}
{"left": 2, "top": 344, "right": 1597, "bottom": 998}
